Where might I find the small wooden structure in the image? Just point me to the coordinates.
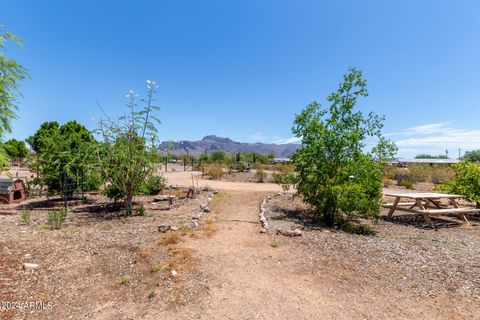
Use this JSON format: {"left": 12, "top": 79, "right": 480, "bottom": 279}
{"left": 383, "top": 192, "right": 480, "bottom": 227}
{"left": 0, "top": 178, "right": 26, "bottom": 204}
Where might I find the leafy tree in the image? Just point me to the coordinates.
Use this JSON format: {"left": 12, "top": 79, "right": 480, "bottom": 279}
{"left": 462, "top": 150, "right": 480, "bottom": 162}
{"left": 210, "top": 151, "right": 225, "bottom": 162}
{"left": 29, "top": 121, "right": 97, "bottom": 194}
{"left": 0, "top": 27, "right": 29, "bottom": 137}
{"left": 3, "top": 138, "right": 28, "bottom": 160}
{"left": 415, "top": 154, "right": 448, "bottom": 159}
{"left": 285, "top": 68, "right": 396, "bottom": 227}
{"left": 96, "top": 80, "right": 160, "bottom": 215}
{"left": 0, "top": 26, "right": 29, "bottom": 168}
{"left": 438, "top": 161, "right": 480, "bottom": 208}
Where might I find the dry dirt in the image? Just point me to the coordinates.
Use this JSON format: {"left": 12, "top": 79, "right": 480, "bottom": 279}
{"left": 1, "top": 169, "right": 479, "bottom": 319}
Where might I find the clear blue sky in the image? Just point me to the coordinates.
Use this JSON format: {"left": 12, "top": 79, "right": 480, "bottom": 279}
{"left": 3, "top": 0, "right": 480, "bottom": 157}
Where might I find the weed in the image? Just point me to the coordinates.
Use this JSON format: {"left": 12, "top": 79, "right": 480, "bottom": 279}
{"left": 139, "top": 247, "right": 153, "bottom": 259}
{"left": 342, "top": 223, "right": 375, "bottom": 235}
{"left": 136, "top": 203, "right": 146, "bottom": 216}
{"left": 270, "top": 240, "right": 279, "bottom": 248}
{"left": 400, "top": 180, "right": 414, "bottom": 189}
{"left": 119, "top": 274, "right": 132, "bottom": 285}
{"left": 150, "top": 263, "right": 161, "bottom": 273}
{"left": 254, "top": 169, "right": 266, "bottom": 182}
{"left": 47, "top": 208, "right": 67, "bottom": 230}
{"left": 147, "top": 289, "right": 156, "bottom": 299}
{"left": 202, "top": 219, "right": 216, "bottom": 237}
{"left": 21, "top": 209, "right": 31, "bottom": 225}
{"left": 159, "top": 231, "right": 181, "bottom": 245}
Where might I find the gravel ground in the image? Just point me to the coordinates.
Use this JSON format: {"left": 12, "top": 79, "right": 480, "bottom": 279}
{"left": 265, "top": 194, "right": 480, "bottom": 319}
{"left": 0, "top": 192, "right": 212, "bottom": 320}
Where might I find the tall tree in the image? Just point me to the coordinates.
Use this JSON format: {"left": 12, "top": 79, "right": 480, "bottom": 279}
{"left": 287, "top": 68, "right": 396, "bottom": 226}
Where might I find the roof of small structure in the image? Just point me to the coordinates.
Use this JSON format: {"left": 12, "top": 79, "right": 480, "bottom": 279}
{"left": 0, "top": 178, "right": 13, "bottom": 194}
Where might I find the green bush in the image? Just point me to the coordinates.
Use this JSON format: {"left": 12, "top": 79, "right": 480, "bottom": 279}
{"left": 400, "top": 180, "right": 414, "bottom": 189}
{"left": 438, "top": 161, "right": 480, "bottom": 207}
{"left": 136, "top": 203, "right": 146, "bottom": 216}
{"left": 137, "top": 175, "right": 166, "bottom": 195}
{"left": 102, "top": 185, "right": 124, "bottom": 202}
{"left": 47, "top": 209, "right": 67, "bottom": 229}
{"left": 84, "top": 172, "right": 104, "bottom": 192}
{"left": 203, "top": 164, "right": 225, "bottom": 180}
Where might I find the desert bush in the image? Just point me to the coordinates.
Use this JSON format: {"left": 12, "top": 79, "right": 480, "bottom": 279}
{"left": 137, "top": 175, "right": 166, "bottom": 195}
{"left": 438, "top": 161, "right": 480, "bottom": 207}
{"left": 382, "top": 178, "right": 395, "bottom": 187}
{"left": 229, "top": 162, "right": 246, "bottom": 172}
{"left": 341, "top": 222, "right": 375, "bottom": 235}
{"left": 47, "top": 208, "right": 67, "bottom": 229}
{"left": 21, "top": 209, "right": 31, "bottom": 225}
{"left": 159, "top": 231, "right": 181, "bottom": 245}
{"left": 407, "top": 164, "right": 429, "bottom": 183}
{"left": 119, "top": 274, "right": 132, "bottom": 285}
{"left": 150, "top": 263, "right": 161, "bottom": 273}
{"left": 254, "top": 169, "right": 266, "bottom": 182}
{"left": 400, "top": 180, "right": 414, "bottom": 189}
{"left": 203, "top": 164, "right": 225, "bottom": 180}
{"left": 147, "top": 289, "right": 156, "bottom": 299}
{"left": 430, "top": 166, "right": 455, "bottom": 184}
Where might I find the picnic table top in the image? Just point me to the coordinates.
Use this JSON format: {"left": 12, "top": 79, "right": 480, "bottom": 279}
{"left": 383, "top": 192, "right": 464, "bottom": 199}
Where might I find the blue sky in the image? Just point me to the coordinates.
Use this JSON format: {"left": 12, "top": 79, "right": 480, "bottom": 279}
{"left": 2, "top": 0, "right": 480, "bottom": 158}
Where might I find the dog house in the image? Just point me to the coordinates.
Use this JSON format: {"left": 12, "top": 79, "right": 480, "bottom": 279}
{"left": 0, "top": 178, "right": 26, "bottom": 204}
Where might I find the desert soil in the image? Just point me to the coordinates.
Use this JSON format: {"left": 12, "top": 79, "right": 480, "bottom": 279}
{"left": 1, "top": 169, "right": 479, "bottom": 319}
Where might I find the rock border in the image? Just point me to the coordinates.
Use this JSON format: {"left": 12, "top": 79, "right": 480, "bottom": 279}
{"left": 259, "top": 192, "right": 285, "bottom": 233}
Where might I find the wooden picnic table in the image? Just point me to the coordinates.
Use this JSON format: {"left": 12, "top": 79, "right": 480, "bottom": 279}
{"left": 383, "top": 192, "right": 480, "bottom": 227}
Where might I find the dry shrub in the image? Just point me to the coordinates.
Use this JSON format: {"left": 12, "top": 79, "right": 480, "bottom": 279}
{"left": 166, "top": 247, "right": 193, "bottom": 272}
{"left": 408, "top": 164, "right": 429, "bottom": 183}
{"left": 254, "top": 169, "right": 266, "bottom": 182}
{"left": 159, "top": 231, "right": 181, "bottom": 245}
{"left": 203, "top": 164, "right": 225, "bottom": 180}
{"left": 202, "top": 219, "right": 216, "bottom": 237}
{"left": 382, "top": 178, "right": 395, "bottom": 187}
{"left": 400, "top": 180, "right": 414, "bottom": 189}
{"left": 383, "top": 165, "right": 402, "bottom": 180}
{"left": 429, "top": 166, "right": 455, "bottom": 184}
{"left": 139, "top": 247, "right": 153, "bottom": 259}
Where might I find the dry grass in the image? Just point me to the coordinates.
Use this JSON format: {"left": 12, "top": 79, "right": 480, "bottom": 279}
{"left": 165, "top": 247, "right": 194, "bottom": 273}
{"left": 202, "top": 219, "right": 216, "bottom": 237}
{"left": 159, "top": 231, "right": 181, "bottom": 245}
{"left": 119, "top": 274, "right": 132, "bottom": 285}
{"left": 139, "top": 247, "right": 153, "bottom": 259}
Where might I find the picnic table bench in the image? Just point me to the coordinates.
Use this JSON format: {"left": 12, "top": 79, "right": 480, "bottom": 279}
{"left": 383, "top": 192, "right": 480, "bottom": 227}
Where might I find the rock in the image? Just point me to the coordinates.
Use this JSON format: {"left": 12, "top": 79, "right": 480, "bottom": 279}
{"left": 191, "top": 220, "right": 200, "bottom": 228}
{"left": 158, "top": 225, "right": 171, "bottom": 233}
{"left": 260, "top": 216, "right": 267, "bottom": 223}
{"left": 171, "top": 270, "right": 177, "bottom": 276}
{"left": 153, "top": 195, "right": 176, "bottom": 202}
{"left": 24, "top": 253, "right": 31, "bottom": 259}
{"left": 259, "top": 228, "right": 267, "bottom": 234}
{"left": 23, "top": 263, "right": 39, "bottom": 271}
{"left": 170, "top": 226, "right": 179, "bottom": 231}
{"left": 203, "top": 207, "right": 211, "bottom": 213}
{"left": 277, "top": 192, "right": 283, "bottom": 196}
{"left": 192, "top": 216, "right": 200, "bottom": 220}
{"left": 207, "top": 197, "right": 212, "bottom": 202}
{"left": 212, "top": 190, "right": 218, "bottom": 194}
{"left": 276, "top": 229, "right": 303, "bottom": 237}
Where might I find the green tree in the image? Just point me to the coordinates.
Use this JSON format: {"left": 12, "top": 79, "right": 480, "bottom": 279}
{"left": 287, "top": 68, "right": 395, "bottom": 227}
{"left": 462, "top": 150, "right": 480, "bottom": 162}
{"left": 438, "top": 161, "right": 480, "bottom": 208}
{"left": 210, "top": 151, "right": 225, "bottom": 162}
{"left": 3, "top": 138, "right": 28, "bottom": 160}
{"left": 0, "top": 26, "right": 29, "bottom": 168}
{"left": 96, "top": 81, "right": 160, "bottom": 215}
{"left": 29, "top": 121, "right": 97, "bottom": 194}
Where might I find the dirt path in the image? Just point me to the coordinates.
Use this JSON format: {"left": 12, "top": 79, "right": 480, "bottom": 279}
{"left": 170, "top": 190, "right": 335, "bottom": 320}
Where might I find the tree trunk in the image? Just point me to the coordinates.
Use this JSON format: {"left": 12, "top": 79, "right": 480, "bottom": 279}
{"left": 125, "top": 187, "right": 134, "bottom": 215}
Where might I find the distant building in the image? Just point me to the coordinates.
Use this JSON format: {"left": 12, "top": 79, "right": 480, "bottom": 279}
{"left": 270, "top": 157, "right": 291, "bottom": 164}
{"left": 390, "top": 158, "right": 460, "bottom": 167}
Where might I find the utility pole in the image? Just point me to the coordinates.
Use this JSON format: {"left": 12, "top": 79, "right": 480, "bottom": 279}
{"left": 458, "top": 148, "right": 461, "bottom": 159}
{"left": 445, "top": 149, "right": 448, "bottom": 158}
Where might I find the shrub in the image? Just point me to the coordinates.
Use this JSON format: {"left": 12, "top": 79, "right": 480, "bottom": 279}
{"left": 159, "top": 231, "right": 181, "bottom": 245}
{"left": 102, "top": 185, "right": 124, "bottom": 202}
{"left": 203, "top": 164, "right": 225, "bottom": 180}
{"left": 342, "top": 222, "right": 375, "bottom": 235}
{"left": 119, "top": 274, "right": 132, "bottom": 285}
{"left": 438, "top": 161, "right": 480, "bottom": 207}
{"left": 47, "top": 208, "right": 67, "bottom": 229}
{"left": 84, "top": 172, "right": 104, "bottom": 192}
{"left": 150, "top": 263, "right": 161, "bottom": 273}
{"left": 400, "top": 180, "right": 414, "bottom": 189}
{"left": 430, "top": 166, "right": 455, "bottom": 184}
{"left": 136, "top": 203, "right": 146, "bottom": 216}
{"left": 382, "top": 178, "right": 394, "bottom": 187}
{"left": 254, "top": 169, "right": 266, "bottom": 182}
{"left": 147, "top": 289, "right": 156, "bottom": 299}
{"left": 229, "top": 162, "right": 246, "bottom": 172}
{"left": 407, "top": 164, "right": 429, "bottom": 183}
{"left": 21, "top": 209, "right": 31, "bottom": 225}
{"left": 138, "top": 175, "right": 166, "bottom": 195}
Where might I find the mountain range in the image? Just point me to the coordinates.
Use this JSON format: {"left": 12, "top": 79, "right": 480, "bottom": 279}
{"left": 158, "top": 135, "right": 299, "bottom": 158}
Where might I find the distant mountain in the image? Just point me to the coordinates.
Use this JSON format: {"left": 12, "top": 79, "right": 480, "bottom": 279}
{"left": 158, "top": 135, "right": 299, "bottom": 158}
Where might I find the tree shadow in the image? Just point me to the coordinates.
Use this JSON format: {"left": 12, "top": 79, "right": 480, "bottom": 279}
{"left": 380, "top": 214, "right": 473, "bottom": 230}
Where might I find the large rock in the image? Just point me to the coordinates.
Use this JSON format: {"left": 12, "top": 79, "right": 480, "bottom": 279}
{"left": 23, "top": 263, "right": 39, "bottom": 271}
{"left": 276, "top": 229, "right": 303, "bottom": 237}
